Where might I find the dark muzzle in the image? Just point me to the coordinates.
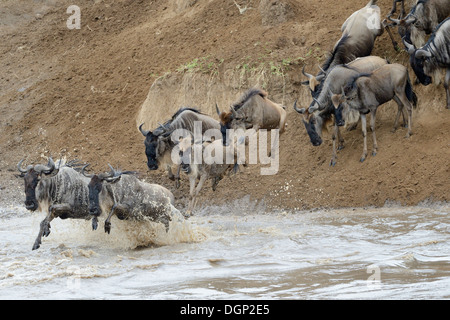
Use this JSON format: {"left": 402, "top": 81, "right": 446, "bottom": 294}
{"left": 181, "top": 163, "right": 191, "bottom": 174}
{"left": 25, "top": 199, "right": 38, "bottom": 211}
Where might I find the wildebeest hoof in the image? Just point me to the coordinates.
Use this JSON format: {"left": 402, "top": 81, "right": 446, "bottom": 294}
{"left": 337, "top": 145, "right": 344, "bottom": 151}
{"left": 175, "top": 179, "right": 180, "bottom": 189}
{"left": 104, "top": 221, "right": 111, "bottom": 234}
{"left": 330, "top": 159, "right": 337, "bottom": 167}
{"left": 43, "top": 226, "right": 51, "bottom": 237}
{"left": 32, "top": 240, "right": 41, "bottom": 250}
{"left": 92, "top": 217, "right": 98, "bottom": 230}
{"left": 360, "top": 156, "right": 366, "bottom": 163}
{"left": 372, "top": 151, "right": 377, "bottom": 157}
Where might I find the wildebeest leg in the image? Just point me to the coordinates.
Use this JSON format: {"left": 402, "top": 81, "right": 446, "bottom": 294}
{"left": 382, "top": 19, "right": 399, "bottom": 51}
{"left": 32, "top": 204, "right": 72, "bottom": 250}
{"left": 167, "top": 165, "right": 175, "bottom": 181}
{"left": 445, "top": 68, "right": 450, "bottom": 109}
{"left": 360, "top": 114, "right": 368, "bottom": 162}
{"left": 175, "top": 164, "right": 181, "bottom": 189}
{"left": 33, "top": 213, "right": 54, "bottom": 250}
{"left": 185, "top": 175, "right": 197, "bottom": 216}
{"left": 370, "top": 109, "right": 378, "bottom": 157}
{"left": 186, "top": 174, "right": 207, "bottom": 215}
{"left": 104, "top": 203, "right": 131, "bottom": 234}
{"left": 212, "top": 175, "right": 223, "bottom": 191}
{"left": 392, "top": 96, "right": 406, "bottom": 132}
{"left": 395, "top": 91, "right": 413, "bottom": 138}
{"left": 330, "top": 123, "right": 339, "bottom": 167}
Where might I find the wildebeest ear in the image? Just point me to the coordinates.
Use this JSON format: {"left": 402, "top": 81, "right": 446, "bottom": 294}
{"left": 300, "top": 80, "right": 310, "bottom": 86}
{"left": 105, "top": 175, "right": 121, "bottom": 184}
{"left": 331, "top": 94, "right": 342, "bottom": 109}
{"left": 215, "top": 103, "right": 222, "bottom": 116}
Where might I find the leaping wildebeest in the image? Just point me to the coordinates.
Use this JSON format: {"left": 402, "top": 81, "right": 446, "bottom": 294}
{"left": 82, "top": 165, "right": 176, "bottom": 234}
{"left": 330, "top": 63, "right": 417, "bottom": 162}
{"left": 177, "top": 136, "right": 239, "bottom": 214}
{"left": 403, "top": 17, "right": 450, "bottom": 108}
{"left": 139, "top": 107, "right": 220, "bottom": 187}
{"left": 17, "top": 158, "right": 92, "bottom": 250}
{"left": 294, "top": 56, "right": 392, "bottom": 166}
{"left": 216, "top": 88, "right": 287, "bottom": 145}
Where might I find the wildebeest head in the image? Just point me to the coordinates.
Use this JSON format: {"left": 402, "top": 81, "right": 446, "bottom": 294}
{"left": 293, "top": 100, "right": 323, "bottom": 146}
{"left": 82, "top": 164, "right": 123, "bottom": 216}
{"left": 301, "top": 66, "right": 326, "bottom": 98}
{"left": 139, "top": 123, "right": 173, "bottom": 170}
{"left": 403, "top": 38, "right": 433, "bottom": 86}
{"left": 216, "top": 104, "right": 235, "bottom": 146}
{"left": 178, "top": 136, "right": 194, "bottom": 174}
{"left": 17, "top": 158, "right": 58, "bottom": 211}
{"left": 331, "top": 89, "right": 348, "bottom": 127}
{"left": 388, "top": 14, "right": 417, "bottom": 45}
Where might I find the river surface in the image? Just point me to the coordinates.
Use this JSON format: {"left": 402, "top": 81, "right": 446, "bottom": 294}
{"left": 0, "top": 199, "right": 449, "bottom": 300}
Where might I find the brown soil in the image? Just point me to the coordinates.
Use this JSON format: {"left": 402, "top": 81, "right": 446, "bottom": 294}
{"left": 1, "top": 0, "right": 449, "bottom": 210}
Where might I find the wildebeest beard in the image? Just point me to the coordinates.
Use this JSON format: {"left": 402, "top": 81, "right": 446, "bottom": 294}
{"left": 88, "top": 175, "right": 103, "bottom": 217}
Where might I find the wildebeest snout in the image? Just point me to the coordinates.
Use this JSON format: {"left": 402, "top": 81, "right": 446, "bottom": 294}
{"left": 25, "top": 199, "right": 38, "bottom": 211}
{"left": 181, "top": 163, "right": 191, "bottom": 174}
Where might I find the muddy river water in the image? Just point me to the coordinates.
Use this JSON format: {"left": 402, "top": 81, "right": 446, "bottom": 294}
{"left": 0, "top": 199, "right": 448, "bottom": 300}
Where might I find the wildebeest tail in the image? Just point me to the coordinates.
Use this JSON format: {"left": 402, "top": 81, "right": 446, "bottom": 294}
{"left": 405, "top": 74, "right": 418, "bottom": 108}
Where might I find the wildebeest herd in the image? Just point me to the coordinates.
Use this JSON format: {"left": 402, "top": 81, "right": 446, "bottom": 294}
{"left": 16, "top": 0, "right": 449, "bottom": 250}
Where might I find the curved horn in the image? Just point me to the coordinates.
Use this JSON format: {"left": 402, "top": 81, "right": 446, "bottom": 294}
{"left": 402, "top": 37, "right": 416, "bottom": 55}
{"left": 215, "top": 103, "right": 221, "bottom": 116}
{"left": 107, "top": 164, "right": 116, "bottom": 176}
{"left": 34, "top": 157, "right": 56, "bottom": 174}
{"left": 302, "top": 66, "right": 314, "bottom": 80}
{"left": 293, "top": 99, "right": 306, "bottom": 114}
{"left": 81, "top": 164, "right": 94, "bottom": 178}
{"left": 404, "top": 14, "right": 417, "bottom": 25}
{"left": 44, "top": 157, "right": 59, "bottom": 176}
{"left": 230, "top": 106, "right": 237, "bottom": 116}
{"left": 313, "top": 97, "right": 324, "bottom": 110}
{"left": 17, "top": 159, "right": 28, "bottom": 173}
{"left": 139, "top": 123, "right": 150, "bottom": 137}
{"left": 415, "top": 49, "right": 432, "bottom": 59}
{"left": 104, "top": 164, "right": 121, "bottom": 183}
{"left": 387, "top": 14, "right": 400, "bottom": 24}
{"left": 318, "top": 65, "right": 326, "bottom": 75}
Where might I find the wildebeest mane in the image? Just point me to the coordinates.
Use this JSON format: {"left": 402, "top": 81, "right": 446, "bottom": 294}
{"left": 424, "top": 18, "right": 450, "bottom": 70}
{"left": 152, "top": 107, "right": 216, "bottom": 136}
{"left": 344, "top": 72, "right": 372, "bottom": 94}
{"left": 313, "top": 65, "right": 359, "bottom": 110}
{"left": 321, "top": 34, "right": 351, "bottom": 72}
{"left": 232, "top": 88, "right": 267, "bottom": 111}
{"left": 156, "top": 107, "right": 202, "bottom": 131}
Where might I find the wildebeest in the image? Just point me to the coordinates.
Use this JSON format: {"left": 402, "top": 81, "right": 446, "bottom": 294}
{"left": 302, "top": 56, "right": 391, "bottom": 98}
{"left": 216, "top": 88, "right": 287, "bottom": 145}
{"left": 17, "top": 158, "right": 91, "bottom": 250}
{"left": 403, "top": 17, "right": 450, "bottom": 108}
{"left": 139, "top": 107, "right": 220, "bottom": 187}
{"left": 331, "top": 63, "right": 417, "bottom": 162}
{"left": 82, "top": 165, "right": 176, "bottom": 234}
{"left": 177, "top": 136, "right": 238, "bottom": 214}
{"left": 294, "top": 56, "right": 391, "bottom": 166}
{"left": 388, "top": 0, "right": 450, "bottom": 48}
{"left": 315, "top": 0, "right": 383, "bottom": 77}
